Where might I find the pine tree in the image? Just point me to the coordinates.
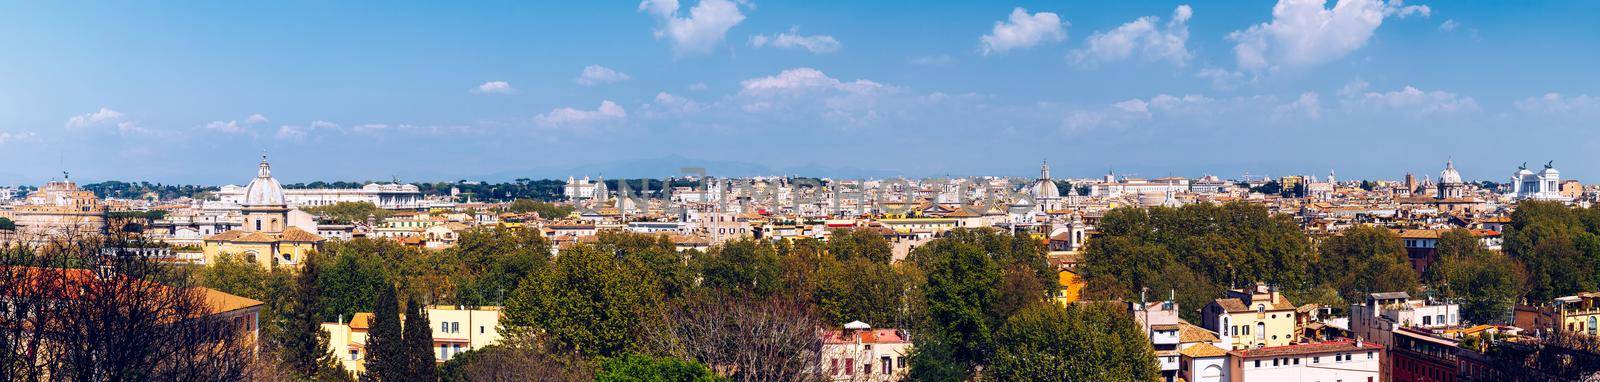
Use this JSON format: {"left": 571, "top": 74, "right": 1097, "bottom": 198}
{"left": 403, "top": 297, "right": 440, "bottom": 381}
{"left": 362, "top": 285, "right": 404, "bottom": 381}
{"left": 279, "top": 255, "right": 337, "bottom": 379}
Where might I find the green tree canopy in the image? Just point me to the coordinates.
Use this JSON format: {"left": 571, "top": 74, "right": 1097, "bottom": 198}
{"left": 594, "top": 353, "right": 724, "bottom": 382}
{"left": 986, "top": 302, "right": 1161, "bottom": 382}
{"left": 1080, "top": 202, "right": 1311, "bottom": 321}
{"left": 503, "top": 244, "right": 659, "bottom": 358}
{"left": 301, "top": 202, "right": 392, "bottom": 225}
{"left": 1316, "top": 225, "right": 1419, "bottom": 304}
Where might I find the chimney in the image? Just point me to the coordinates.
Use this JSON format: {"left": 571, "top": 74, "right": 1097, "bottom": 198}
{"left": 338, "top": 314, "right": 344, "bottom": 325}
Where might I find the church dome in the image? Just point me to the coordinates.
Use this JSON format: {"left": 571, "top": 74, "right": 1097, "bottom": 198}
{"left": 242, "top": 156, "right": 286, "bottom": 207}
{"left": 1439, "top": 160, "right": 1462, "bottom": 184}
{"left": 1029, "top": 160, "right": 1061, "bottom": 200}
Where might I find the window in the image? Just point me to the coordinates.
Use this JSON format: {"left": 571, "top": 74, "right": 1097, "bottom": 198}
{"left": 441, "top": 322, "right": 448, "bottom": 332}
{"left": 1273, "top": 359, "right": 1279, "bottom": 366}
{"left": 439, "top": 346, "right": 447, "bottom": 360}
{"left": 882, "top": 356, "right": 892, "bottom": 374}
{"left": 451, "top": 322, "right": 460, "bottom": 333}
{"left": 481, "top": 325, "right": 486, "bottom": 334}
{"left": 350, "top": 350, "right": 359, "bottom": 360}
{"left": 1293, "top": 358, "right": 1300, "bottom": 365}
{"left": 898, "top": 357, "right": 906, "bottom": 369}
{"left": 831, "top": 359, "right": 839, "bottom": 375}
{"left": 1368, "top": 352, "right": 1374, "bottom": 359}
{"left": 1254, "top": 360, "right": 1261, "bottom": 368}
{"left": 844, "top": 359, "right": 853, "bottom": 375}
{"left": 1313, "top": 356, "right": 1319, "bottom": 363}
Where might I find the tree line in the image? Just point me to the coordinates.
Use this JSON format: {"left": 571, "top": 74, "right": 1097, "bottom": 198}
{"left": 193, "top": 226, "right": 1157, "bottom": 381}
{"left": 1078, "top": 200, "right": 1578, "bottom": 326}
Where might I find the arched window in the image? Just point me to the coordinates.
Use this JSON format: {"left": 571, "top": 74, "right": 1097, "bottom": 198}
{"left": 255, "top": 220, "right": 262, "bottom": 231}
{"left": 1589, "top": 317, "right": 1597, "bottom": 336}
{"left": 1255, "top": 322, "right": 1265, "bottom": 340}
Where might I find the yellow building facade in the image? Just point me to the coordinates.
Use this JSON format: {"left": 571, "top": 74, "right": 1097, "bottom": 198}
{"left": 202, "top": 157, "right": 323, "bottom": 269}
{"left": 1201, "top": 283, "right": 1298, "bottom": 350}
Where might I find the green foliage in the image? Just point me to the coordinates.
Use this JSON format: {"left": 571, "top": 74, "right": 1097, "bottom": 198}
{"left": 278, "top": 255, "right": 341, "bottom": 380}
{"left": 986, "top": 303, "right": 1161, "bottom": 382}
{"left": 1503, "top": 201, "right": 1600, "bottom": 301}
{"left": 503, "top": 245, "right": 659, "bottom": 358}
{"left": 697, "top": 238, "right": 785, "bottom": 297}
{"left": 814, "top": 257, "right": 915, "bottom": 327}
{"left": 1316, "top": 225, "right": 1419, "bottom": 304}
{"left": 321, "top": 241, "right": 397, "bottom": 323}
{"left": 1251, "top": 181, "right": 1282, "bottom": 195}
{"left": 506, "top": 199, "right": 575, "bottom": 219}
{"left": 403, "top": 298, "right": 440, "bottom": 381}
{"left": 448, "top": 228, "right": 552, "bottom": 306}
{"left": 0, "top": 217, "right": 12, "bottom": 231}
{"left": 911, "top": 230, "right": 1002, "bottom": 377}
{"left": 1080, "top": 202, "right": 1311, "bottom": 321}
{"left": 79, "top": 180, "right": 217, "bottom": 199}
{"left": 594, "top": 353, "right": 724, "bottom": 382}
{"left": 589, "top": 231, "right": 693, "bottom": 299}
{"left": 362, "top": 285, "right": 405, "bottom": 382}
{"left": 826, "top": 228, "right": 893, "bottom": 263}
{"left": 194, "top": 253, "right": 294, "bottom": 325}
{"left": 1434, "top": 250, "right": 1527, "bottom": 324}
{"left": 302, "top": 202, "right": 392, "bottom": 225}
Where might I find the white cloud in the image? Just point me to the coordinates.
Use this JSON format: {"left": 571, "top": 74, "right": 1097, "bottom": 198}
{"left": 0, "top": 131, "right": 37, "bottom": 144}
{"left": 310, "top": 120, "right": 340, "bottom": 130}
{"left": 639, "top": 0, "right": 747, "bottom": 57}
{"left": 739, "top": 67, "right": 890, "bottom": 95}
{"left": 981, "top": 7, "right": 1068, "bottom": 55}
{"left": 1337, "top": 80, "right": 1370, "bottom": 97}
{"left": 908, "top": 54, "right": 954, "bottom": 66}
{"left": 1438, "top": 19, "right": 1458, "bottom": 32}
{"left": 575, "top": 65, "right": 632, "bottom": 86}
{"left": 1515, "top": 93, "right": 1600, "bottom": 115}
{"left": 1275, "top": 92, "right": 1322, "bottom": 119}
{"left": 1342, "top": 85, "right": 1478, "bottom": 116}
{"left": 245, "top": 114, "right": 269, "bottom": 124}
{"left": 749, "top": 27, "right": 842, "bottom": 54}
{"left": 1228, "top": 0, "right": 1428, "bottom": 71}
{"left": 1071, "top": 5, "right": 1192, "bottom": 67}
{"left": 276, "top": 125, "right": 307, "bottom": 140}
{"left": 736, "top": 68, "right": 901, "bottom": 126}
{"left": 65, "top": 107, "right": 124, "bottom": 128}
{"left": 473, "top": 81, "right": 518, "bottom": 94}
{"left": 205, "top": 120, "right": 245, "bottom": 133}
{"left": 1196, "top": 68, "right": 1248, "bottom": 90}
{"left": 687, "top": 82, "right": 709, "bottom": 91}
{"left": 648, "top": 92, "right": 707, "bottom": 116}
{"left": 534, "top": 100, "right": 628, "bottom": 129}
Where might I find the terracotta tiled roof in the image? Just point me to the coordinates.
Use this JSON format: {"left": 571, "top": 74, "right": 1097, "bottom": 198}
{"left": 1212, "top": 297, "right": 1296, "bottom": 313}
{"left": 1180, "top": 342, "right": 1229, "bottom": 358}
{"left": 349, "top": 312, "right": 373, "bottom": 330}
{"left": 280, "top": 227, "right": 325, "bottom": 242}
{"left": 201, "top": 288, "right": 265, "bottom": 314}
{"left": 1179, "top": 322, "right": 1220, "bottom": 343}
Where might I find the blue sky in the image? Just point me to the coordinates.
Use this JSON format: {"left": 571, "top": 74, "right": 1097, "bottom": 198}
{"left": 1, "top": 0, "right": 1597, "bottom": 185}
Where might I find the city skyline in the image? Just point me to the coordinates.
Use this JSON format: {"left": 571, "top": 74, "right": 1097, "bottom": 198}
{"left": 2, "top": 1, "right": 1598, "bottom": 184}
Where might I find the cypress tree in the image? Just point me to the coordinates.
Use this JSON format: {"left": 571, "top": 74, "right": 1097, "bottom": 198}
{"left": 279, "top": 254, "right": 336, "bottom": 379}
{"left": 403, "top": 297, "right": 439, "bottom": 381}
{"left": 361, "top": 285, "right": 404, "bottom": 381}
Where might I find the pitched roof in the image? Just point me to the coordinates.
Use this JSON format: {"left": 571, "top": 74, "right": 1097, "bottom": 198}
{"left": 1179, "top": 322, "right": 1220, "bottom": 343}
{"left": 1180, "top": 342, "right": 1230, "bottom": 358}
